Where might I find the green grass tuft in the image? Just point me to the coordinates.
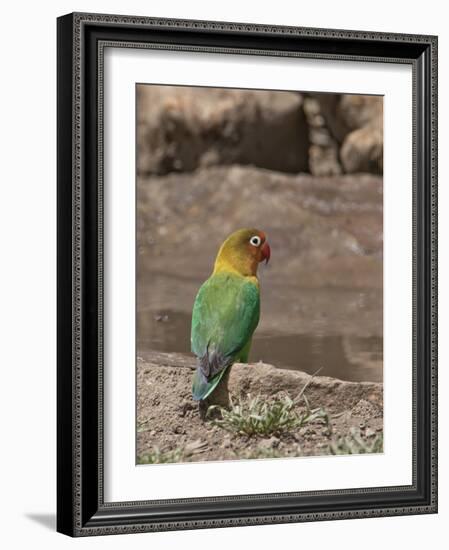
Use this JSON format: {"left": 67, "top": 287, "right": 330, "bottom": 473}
{"left": 238, "top": 447, "right": 284, "bottom": 460}
{"left": 138, "top": 447, "right": 185, "bottom": 464}
{"left": 328, "top": 428, "right": 383, "bottom": 455}
{"left": 138, "top": 440, "right": 208, "bottom": 464}
{"left": 207, "top": 393, "right": 329, "bottom": 437}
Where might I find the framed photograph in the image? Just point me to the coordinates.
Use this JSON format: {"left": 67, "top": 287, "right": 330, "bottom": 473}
{"left": 57, "top": 12, "right": 438, "bottom": 536}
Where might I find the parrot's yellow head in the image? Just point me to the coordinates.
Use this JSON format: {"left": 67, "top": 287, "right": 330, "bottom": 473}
{"left": 213, "top": 228, "right": 271, "bottom": 278}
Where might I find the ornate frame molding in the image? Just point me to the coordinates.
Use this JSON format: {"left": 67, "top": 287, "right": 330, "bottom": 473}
{"left": 57, "top": 12, "right": 438, "bottom": 536}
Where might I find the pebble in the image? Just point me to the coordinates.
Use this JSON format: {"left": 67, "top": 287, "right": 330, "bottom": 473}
{"left": 173, "top": 426, "right": 185, "bottom": 434}
{"left": 154, "top": 314, "right": 169, "bottom": 322}
{"left": 260, "top": 436, "right": 280, "bottom": 449}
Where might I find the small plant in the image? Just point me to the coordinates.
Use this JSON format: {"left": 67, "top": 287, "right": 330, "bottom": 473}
{"left": 138, "top": 447, "right": 185, "bottom": 464}
{"left": 138, "top": 439, "right": 208, "bottom": 464}
{"left": 136, "top": 418, "right": 151, "bottom": 433}
{"left": 207, "top": 393, "right": 329, "bottom": 437}
{"left": 328, "top": 428, "right": 383, "bottom": 455}
{"left": 238, "top": 447, "right": 284, "bottom": 460}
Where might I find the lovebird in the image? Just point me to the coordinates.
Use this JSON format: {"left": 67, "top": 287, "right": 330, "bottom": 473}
{"left": 191, "top": 228, "right": 271, "bottom": 401}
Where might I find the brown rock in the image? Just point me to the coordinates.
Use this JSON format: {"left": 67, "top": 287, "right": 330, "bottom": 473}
{"left": 309, "top": 143, "right": 342, "bottom": 177}
{"left": 303, "top": 96, "right": 343, "bottom": 176}
{"left": 338, "top": 95, "right": 383, "bottom": 131}
{"left": 310, "top": 94, "right": 383, "bottom": 175}
{"left": 225, "top": 361, "right": 382, "bottom": 414}
{"left": 137, "top": 351, "right": 382, "bottom": 414}
{"left": 137, "top": 85, "right": 309, "bottom": 175}
{"left": 341, "top": 125, "right": 383, "bottom": 174}
{"left": 312, "top": 94, "right": 350, "bottom": 143}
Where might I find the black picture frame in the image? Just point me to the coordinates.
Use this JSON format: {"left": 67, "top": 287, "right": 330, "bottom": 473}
{"left": 57, "top": 12, "right": 438, "bottom": 537}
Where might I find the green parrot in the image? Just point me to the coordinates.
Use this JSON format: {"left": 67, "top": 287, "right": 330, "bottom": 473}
{"left": 191, "top": 228, "right": 271, "bottom": 401}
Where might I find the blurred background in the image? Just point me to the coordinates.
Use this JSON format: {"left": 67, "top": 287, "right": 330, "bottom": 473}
{"left": 136, "top": 85, "right": 383, "bottom": 382}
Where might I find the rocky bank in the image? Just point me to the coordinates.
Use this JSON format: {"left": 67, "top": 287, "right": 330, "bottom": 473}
{"left": 137, "top": 85, "right": 383, "bottom": 178}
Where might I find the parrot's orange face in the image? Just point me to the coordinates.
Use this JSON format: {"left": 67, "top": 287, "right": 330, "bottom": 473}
{"left": 245, "top": 230, "right": 271, "bottom": 265}
{"left": 213, "top": 228, "right": 271, "bottom": 278}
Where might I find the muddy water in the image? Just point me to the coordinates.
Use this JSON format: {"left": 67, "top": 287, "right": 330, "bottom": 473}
{"left": 137, "top": 309, "right": 383, "bottom": 383}
{"left": 136, "top": 169, "right": 383, "bottom": 384}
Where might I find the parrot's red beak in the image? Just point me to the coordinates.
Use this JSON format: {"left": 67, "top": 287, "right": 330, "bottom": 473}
{"left": 260, "top": 241, "right": 271, "bottom": 264}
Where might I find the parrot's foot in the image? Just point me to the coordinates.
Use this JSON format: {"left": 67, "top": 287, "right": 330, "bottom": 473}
{"left": 198, "top": 400, "right": 209, "bottom": 420}
{"left": 196, "top": 368, "right": 232, "bottom": 420}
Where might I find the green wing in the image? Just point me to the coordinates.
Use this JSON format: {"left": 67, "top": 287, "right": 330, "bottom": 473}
{"left": 191, "top": 272, "right": 260, "bottom": 400}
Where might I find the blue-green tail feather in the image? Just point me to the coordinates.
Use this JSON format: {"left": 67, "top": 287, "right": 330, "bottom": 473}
{"left": 192, "top": 366, "right": 229, "bottom": 401}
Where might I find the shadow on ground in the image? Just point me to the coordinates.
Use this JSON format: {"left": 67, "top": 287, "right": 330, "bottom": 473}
{"left": 25, "top": 513, "right": 56, "bottom": 531}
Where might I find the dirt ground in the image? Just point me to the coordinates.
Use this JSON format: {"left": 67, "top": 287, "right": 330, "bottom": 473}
{"left": 136, "top": 351, "right": 383, "bottom": 464}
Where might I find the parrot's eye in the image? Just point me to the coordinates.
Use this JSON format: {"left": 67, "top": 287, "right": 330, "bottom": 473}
{"left": 249, "top": 235, "right": 262, "bottom": 247}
